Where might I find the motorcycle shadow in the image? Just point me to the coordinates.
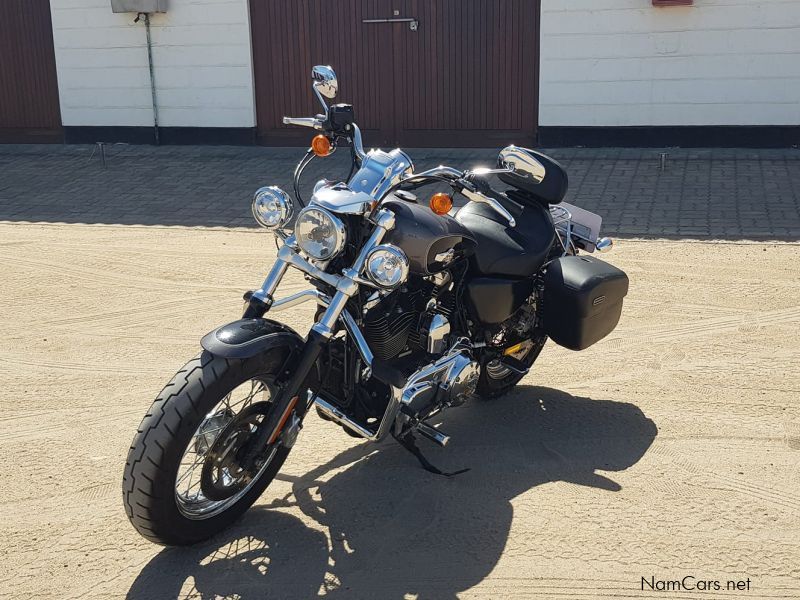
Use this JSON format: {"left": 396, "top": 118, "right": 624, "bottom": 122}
{"left": 127, "top": 386, "right": 657, "bottom": 600}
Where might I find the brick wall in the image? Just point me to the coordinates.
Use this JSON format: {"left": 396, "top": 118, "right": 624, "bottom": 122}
{"left": 539, "top": 0, "right": 800, "bottom": 126}
{"left": 49, "top": 0, "right": 255, "bottom": 128}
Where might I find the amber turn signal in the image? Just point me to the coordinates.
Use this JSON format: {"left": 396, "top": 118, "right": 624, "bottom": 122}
{"left": 311, "top": 134, "right": 332, "bottom": 157}
{"left": 429, "top": 192, "right": 453, "bottom": 215}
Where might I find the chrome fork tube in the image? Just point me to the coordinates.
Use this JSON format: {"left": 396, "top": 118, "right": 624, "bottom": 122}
{"left": 310, "top": 209, "right": 395, "bottom": 338}
{"left": 250, "top": 238, "right": 296, "bottom": 308}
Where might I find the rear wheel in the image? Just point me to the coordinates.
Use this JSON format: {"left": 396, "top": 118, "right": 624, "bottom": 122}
{"left": 476, "top": 335, "right": 547, "bottom": 399}
{"left": 122, "top": 350, "right": 295, "bottom": 546}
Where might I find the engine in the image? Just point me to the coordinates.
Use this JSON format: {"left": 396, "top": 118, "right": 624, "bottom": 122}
{"left": 316, "top": 271, "right": 480, "bottom": 435}
{"left": 362, "top": 274, "right": 456, "bottom": 361}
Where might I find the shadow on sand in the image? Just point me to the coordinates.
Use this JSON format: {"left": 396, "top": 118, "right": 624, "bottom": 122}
{"left": 127, "top": 386, "right": 657, "bottom": 599}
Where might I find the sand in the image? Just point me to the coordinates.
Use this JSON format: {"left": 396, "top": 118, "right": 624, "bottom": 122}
{"left": 1, "top": 222, "right": 798, "bottom": 599}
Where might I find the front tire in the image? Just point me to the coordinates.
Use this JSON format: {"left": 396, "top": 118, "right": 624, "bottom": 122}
{"left": 122, "top": 350, "right": 292, "bottom": 546}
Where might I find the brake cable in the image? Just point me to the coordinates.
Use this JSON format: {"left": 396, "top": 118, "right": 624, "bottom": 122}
{"left": 293, "top": 149, "right": 315, "bottom": 208}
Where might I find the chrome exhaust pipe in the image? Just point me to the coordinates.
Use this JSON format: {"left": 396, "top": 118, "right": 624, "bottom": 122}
{"left": 314, "top": 389, "right": 403, "bottom": 443}
{"left": 314, "top": 396, "right": 378, "bottom": 440}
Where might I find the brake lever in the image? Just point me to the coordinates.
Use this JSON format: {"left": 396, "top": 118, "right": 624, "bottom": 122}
{"left": 461, "top": 188, "right": 516, "bottom": 228}
{"left": 282, "top": 116, "right": 325, "bottom": 130}
{"left": 456, "top": 176, "right": 517, "bottom": 228}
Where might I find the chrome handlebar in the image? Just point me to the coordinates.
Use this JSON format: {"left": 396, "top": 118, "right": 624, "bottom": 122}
{"left": 282, "top": 122, "right": 513, "bottom": 226}
{"left": 349, "top": 123, "right": 366, "bottom": 161}
{"left": 282, "top": 116, "right": 367, "bottom": 161}
{"left": 396, "top": 166, "right": 517, "bottom": 227}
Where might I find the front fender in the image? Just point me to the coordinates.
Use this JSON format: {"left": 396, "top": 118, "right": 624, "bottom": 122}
{"left": 200, "top": 318, "right": 304, "bottom": 359}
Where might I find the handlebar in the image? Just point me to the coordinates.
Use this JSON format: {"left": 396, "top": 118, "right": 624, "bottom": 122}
{"left": 283, "top": 115, "right": 366, "bottom": 161}
{"left": 283, "top": 118, "right": 514, "bottom": 226}
{"left": 394, "top": 166, "right": 517, "bottom": 227}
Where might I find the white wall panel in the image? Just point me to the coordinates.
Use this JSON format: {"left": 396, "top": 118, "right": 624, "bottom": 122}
{"left": 50, "top": 0, "right": 255, "bottom": 128}
{"left": 540, "top": 0, "right": 800, "bottom": 126}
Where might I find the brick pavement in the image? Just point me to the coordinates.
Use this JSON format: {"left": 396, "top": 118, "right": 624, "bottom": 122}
{"left": 1, "top": 144, "right": 798, "bottom": 239}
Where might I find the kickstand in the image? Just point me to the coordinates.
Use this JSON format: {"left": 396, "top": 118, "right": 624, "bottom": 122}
{"left": 393, "top": 430, "right": 470, "bottom": 477}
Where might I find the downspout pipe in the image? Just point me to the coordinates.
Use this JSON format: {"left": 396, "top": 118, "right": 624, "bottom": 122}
{"left": 137, "top": 12, "right": 160, "bottom": 145}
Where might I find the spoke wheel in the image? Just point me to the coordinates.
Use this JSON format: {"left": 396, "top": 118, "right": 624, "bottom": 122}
{"left": 174, "top": 379, "right": 278, "bottom": 520}
{"left": 123, "top": 350, "right": 301, "bottom": 546}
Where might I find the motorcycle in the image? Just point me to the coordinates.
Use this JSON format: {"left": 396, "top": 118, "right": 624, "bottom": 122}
{"left": 123, "top": 65, "right": 629, "bottom": 546}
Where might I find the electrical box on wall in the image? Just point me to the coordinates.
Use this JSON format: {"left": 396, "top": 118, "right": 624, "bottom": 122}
{"left": 110, "top": 0, "right": 167, "bottom": 13}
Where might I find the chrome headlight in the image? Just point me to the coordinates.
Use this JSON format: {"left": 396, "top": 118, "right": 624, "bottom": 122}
{"left": 252, "top": 186, "right": 293, "bottom": 230}
{"left": 364, "top": 244, "right": 409, "bottom": 289}
{"left": 294, "top": 206, "right": 346, "bottom": 261}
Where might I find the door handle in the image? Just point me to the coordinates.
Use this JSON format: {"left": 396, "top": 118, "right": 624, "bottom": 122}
{"left": 362, "top": 17, "right": 419, "bottom": 31}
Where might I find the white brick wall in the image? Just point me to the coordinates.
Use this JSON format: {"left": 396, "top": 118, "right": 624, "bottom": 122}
{"left": 50, "top": 0, "right": 255, "bottom": 128}
{"left": 540, "top": 0, "right": 800, "bottom": 126}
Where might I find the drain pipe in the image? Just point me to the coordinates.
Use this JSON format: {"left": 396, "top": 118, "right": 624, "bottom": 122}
{"left": 136, "top": 12, "right": 160, "bottom": 145}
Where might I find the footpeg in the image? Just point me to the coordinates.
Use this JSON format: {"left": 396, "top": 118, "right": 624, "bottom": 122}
{"left": 498, "top": 355, "right": 529, "bottom": 376}
{"left": 416, "top": 422, "right": 450, "bottom": 447}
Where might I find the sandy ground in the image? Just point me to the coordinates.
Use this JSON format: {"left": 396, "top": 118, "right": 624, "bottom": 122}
{"left": 0, "top": 222, "right": 799, "bottom": 600}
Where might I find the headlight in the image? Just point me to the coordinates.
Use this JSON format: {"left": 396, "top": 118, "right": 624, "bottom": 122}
{"left": 364, "top": 245, "right": 409, "bottom": 288}
{"left": 294, "top": 206, "right": 346, "bottom": 261}
{"left": 252, "top": 186, "right": 293, "bottom": 230}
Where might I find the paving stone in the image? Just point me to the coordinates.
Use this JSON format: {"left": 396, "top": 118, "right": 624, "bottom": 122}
{"left": 0, "top": 144, "right": 798, "bottom": 240}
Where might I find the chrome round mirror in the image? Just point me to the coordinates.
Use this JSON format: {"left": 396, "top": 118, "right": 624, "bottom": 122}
{"left": 312, "top": 65, "right": 338, "bottom": 99}
{"left": 499, "top": 145, "right": 546, "bottom": 184}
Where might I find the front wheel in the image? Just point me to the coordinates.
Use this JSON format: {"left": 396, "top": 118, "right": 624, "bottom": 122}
{"left": 122, "top": 350, "right": 294, "bottom": 546}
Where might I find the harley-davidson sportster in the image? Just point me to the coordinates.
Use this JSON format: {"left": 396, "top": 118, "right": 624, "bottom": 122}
{"left": 123, "top": 66, "right": 629, "bottom": 545}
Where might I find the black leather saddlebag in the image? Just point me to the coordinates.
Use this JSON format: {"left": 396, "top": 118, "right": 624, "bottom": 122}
{"left": 542, "top": 255, "right": 629, "bottom": 351}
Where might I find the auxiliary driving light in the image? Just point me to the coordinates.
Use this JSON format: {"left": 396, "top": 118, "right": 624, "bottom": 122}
{"left": 252, "top": 186, "right": 293, "bottom": 230}
{"left": 364, "top": 244, "right": 409, "bottom": 289}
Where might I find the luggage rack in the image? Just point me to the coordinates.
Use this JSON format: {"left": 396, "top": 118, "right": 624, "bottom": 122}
{"left": 549, "top": 205, "right": 574, "bottom": 256}
{"left": 550, "top": 203, "right": 604, "bottom": 255}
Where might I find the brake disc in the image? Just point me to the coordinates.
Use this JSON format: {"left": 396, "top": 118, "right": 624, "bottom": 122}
{"left": 199, "top": 402, "right": 273, "bottom": 501}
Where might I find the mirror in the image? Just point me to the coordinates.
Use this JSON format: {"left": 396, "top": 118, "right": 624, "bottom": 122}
{"left": 312, "top": 65, "right": 338, "bottom": 99}
{"left": 499, "top": 145, "right": 546, "bottom": 184}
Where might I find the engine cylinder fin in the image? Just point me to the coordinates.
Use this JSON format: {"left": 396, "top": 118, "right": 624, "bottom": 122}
{"left": 363, "top": 309, "right": 418, "bottom": 360}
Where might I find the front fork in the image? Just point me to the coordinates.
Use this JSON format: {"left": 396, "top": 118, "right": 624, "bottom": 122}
{"left": 240, "top": 210, "right": 396, "bottom": 464}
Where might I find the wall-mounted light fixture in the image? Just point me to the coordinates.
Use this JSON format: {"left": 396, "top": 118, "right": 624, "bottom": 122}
{"left": 653, "top": 0, "right": 693, "bottom": 5}
{"left": 110, "top": 0, "right": 167, "bottom": 13}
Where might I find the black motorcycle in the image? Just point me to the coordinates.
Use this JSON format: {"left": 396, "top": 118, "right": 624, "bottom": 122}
{"left": 123, "top": 66, "right": 629, "bottom": 546}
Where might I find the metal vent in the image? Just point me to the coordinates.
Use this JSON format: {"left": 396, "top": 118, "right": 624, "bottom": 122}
{"left": 111, "top": 0, "right": 167, "bottom": 13}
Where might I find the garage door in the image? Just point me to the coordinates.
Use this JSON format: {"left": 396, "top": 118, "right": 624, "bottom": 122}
{"left": 0, "top": 0, "right": 62, "bottom": 143}
{"left": 250, "top": 0, "right": 539, "bottom": 148}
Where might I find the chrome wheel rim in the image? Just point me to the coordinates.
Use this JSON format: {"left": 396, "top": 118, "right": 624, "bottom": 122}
{"left": 174, "top": 378, "right": 279, "bottom": 520}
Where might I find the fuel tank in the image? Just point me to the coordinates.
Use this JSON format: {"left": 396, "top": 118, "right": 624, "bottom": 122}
{"left": 455, "top": 199, "right": 555, "bottom": 278}
{"left": 382, "top": 197, "right": 476, "bottom": 274}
